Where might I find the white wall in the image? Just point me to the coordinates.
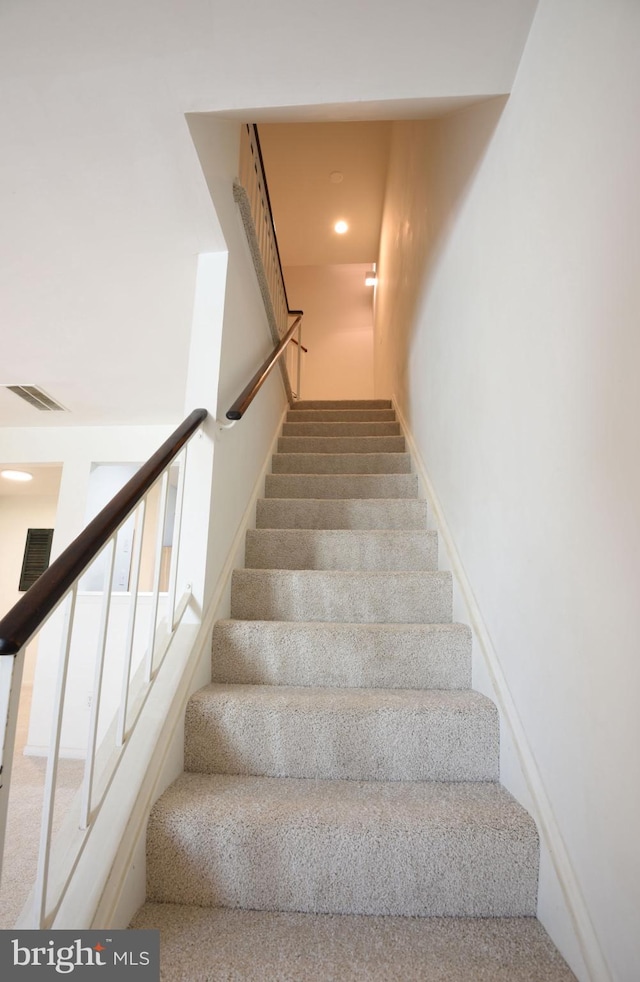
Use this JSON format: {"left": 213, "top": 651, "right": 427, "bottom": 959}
{"left": 0, "top": 494, "right": 60, "bottom": 690}
{"left": 0, "top": 0, "right": 538, "bottom": 428}
{"left": 374, "top": 2, "right": 640, "bottom": 980}
{"left": 284, "top": 265, "right": 375, "bottom": 399}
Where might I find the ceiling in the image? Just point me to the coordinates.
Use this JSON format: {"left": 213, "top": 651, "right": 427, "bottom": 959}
{"left": 258, "top": 122, "right": 392, "bottom": 267}
{"left": 0, "top": 0, "right": 539, "bottom": 426}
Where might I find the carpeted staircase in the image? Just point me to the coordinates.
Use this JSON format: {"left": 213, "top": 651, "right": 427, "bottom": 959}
{"left": 132, "top": 400, "right": 575, "bottom": 980}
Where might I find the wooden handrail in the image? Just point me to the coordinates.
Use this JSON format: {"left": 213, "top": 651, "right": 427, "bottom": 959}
{"left": 0, "top": 408, "right": 208, "bottom": 657}
{"left": 226, "top": 315, "right": 302, "bottom": 421}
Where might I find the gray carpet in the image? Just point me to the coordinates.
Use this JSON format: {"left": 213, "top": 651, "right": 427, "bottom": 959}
{"left": 130, "top": 905, "right": 576, "bottom": 981}
{"left": 131, "top": 400, "right": 576, "bottom": 980}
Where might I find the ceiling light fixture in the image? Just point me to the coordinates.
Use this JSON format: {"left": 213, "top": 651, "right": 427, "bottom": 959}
{"left": 365, "top": 271, "right": 378, "bottom": 287}
{"left": 334, "top": 220, "right": 348, "bottom": 234}
{"left": 1, "top": 469, "right": 34, "bottom": 482}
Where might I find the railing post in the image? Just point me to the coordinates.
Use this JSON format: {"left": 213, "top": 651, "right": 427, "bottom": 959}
{"left": 116, "top": 499, "right": 146, "bottom": 748}
{"left": 144, "top": 471, "right": 170, "bottom": 683}
{"left": 167, "top": 450, "right": 187, "bottom": 632}
{"left": 296, "top": 318, "right": 303, "bottom": 401}
{"left": 0, "top": 647, "right": 26, "bottom": 883}
{"left": 80, "top": 539, "right": 116, "bottom": 830}
{"left": 35, "top": 585, "right": 78, "bottom": 928}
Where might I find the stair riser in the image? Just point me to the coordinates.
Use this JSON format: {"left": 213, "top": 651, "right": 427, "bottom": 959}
{"left": 147, "top": 785, "right": 538, "bottom": 917}
{"left": 283, "top": 421, "right": 400, "bottom": 435}
{"left": 245, "top": 529, "right": 437, "bottom": 571}
{"left": 231, "top": 570, "right": 452, "bottom": 623}
{"left": 286, "top": 410, "right": 397, "bottom": 422}
{"left": 292, "top": 400, "right": 391, "bottom": 410}
{"left": 211, "top": 622, "right": 472, "bottom": 689}
{"left": 184, "top": 692, "right": 498, "bottom": 782}
{"left": 278, "top": 436, "right": 405, "bottom": 454}
{"left": 256, "top": 498, "right": 428, "bottom": 530}
{"left": 272, "top": 453, "right": 412, "bottom": 475}
{"left": 265, "top": 474, "right": 418, "bottom": 498}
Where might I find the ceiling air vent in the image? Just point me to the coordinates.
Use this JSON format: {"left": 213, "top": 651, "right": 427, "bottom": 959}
{"left": 3, "top": 384, "right": 67, "bottom": 411}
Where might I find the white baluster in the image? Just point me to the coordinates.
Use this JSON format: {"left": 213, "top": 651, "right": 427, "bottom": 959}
{"left": 116, "top": 499, "right": 146, "bottom": 748}
{"left": 144, "top": 471, "right": 169, "bottom": 683}
{"left": 79, "top": 539, "right": 116, "bottom": 830}
{"left": 34, "top": 586, "right": 78, "bottom": 927}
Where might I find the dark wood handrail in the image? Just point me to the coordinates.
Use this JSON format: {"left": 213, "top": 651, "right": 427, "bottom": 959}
{"left": 0, "top": 408, "right": 208, "bottom": 657}
{"left": 290, "top": 337, "right": 308, "bottom": 354}
{"left": 252, "top": 125, "right": 296, "bottom": 316}
{"left": 226, "top": 315, "right": 302, "bottom": 421}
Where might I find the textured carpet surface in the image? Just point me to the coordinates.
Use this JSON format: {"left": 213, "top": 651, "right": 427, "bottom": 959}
{"left": 292, "top": 400, "right": 392, "bottom": 410}
{"left": 278, "top": 434, "right": 406, "bottom": 452}
{"left": 282, "top": 420, "right": 400, "bottom": 434}
{"left": 256, "top": 496, "right": 428, "bottom": 529}
{"left": 231, "top": 568, "right": 453, "bottom": 622}
{"left": 211, "top": 620, "right": 472, "bottom": 689}
{"left": 245, "top": 528, "right": 438, "bottom": 570}
{"left": 133, "top": 399, "right": 574, "bottom": 978}
{"left": 286, "top": 409, "right": 397, "bottom": 421}
{"left": 146, "top": 773, "right": 538, "bottom": 916}
{"left": 272, "top": 451, "right": 412, "bottom": 474}
{"left": 184, "top": 684, "right": 498, "bottom": 781}
{"left": 130, "top": 905, "right": 577, "bottom": 982}
{"left": 265, "top": 472, "right": 419, "bottom": 498}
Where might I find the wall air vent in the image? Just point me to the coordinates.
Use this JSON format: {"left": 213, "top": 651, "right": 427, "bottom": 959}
{"left": 3, "top": 384, "right": 67, "bottom": 411}
{"left": 19, "top": 528, "right": 55, "bottom": 592}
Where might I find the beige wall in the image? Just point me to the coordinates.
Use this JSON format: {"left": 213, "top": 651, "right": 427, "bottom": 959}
{"left": 284, "top": 264, "right": 375, "bottom": 400}
{"left": 374, "top": 2, "right": 640, "bottom": 979}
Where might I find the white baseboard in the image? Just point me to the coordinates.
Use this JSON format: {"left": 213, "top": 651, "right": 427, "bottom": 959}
{"left": 393, "top": 396, "right": 611, "bottom": 982}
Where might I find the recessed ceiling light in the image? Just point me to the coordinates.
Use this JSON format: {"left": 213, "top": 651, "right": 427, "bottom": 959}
{"left": 330, "top": 171, "right": 344, "bottom": 184}
{"left": 365, "top": 271, "right": 378, "bottom": 286}
{"left": 1, "top": 469, "right": 33, "bottom": 482}
{"left": 334, "top": 220, "right": 348, "bottom": 234}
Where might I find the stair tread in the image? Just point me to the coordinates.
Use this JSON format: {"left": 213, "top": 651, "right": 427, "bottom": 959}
{"left": 131, "top": 904, "right": 577, "bottom": 982}
{"left": 152, "top": 771, "right": 536, "bottom": 832}
{"left": 190, "top": 683, "right": 495, "bottom": 712}
{"left": 214, "top": 618, "right": 469, "bottom": 633}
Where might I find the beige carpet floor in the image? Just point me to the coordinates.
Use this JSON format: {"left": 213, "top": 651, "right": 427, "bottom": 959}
{"left": 0, "top": 681, "right": 83, "bottom": 927}
{"left": 132, "top": 903, "right": 577, "bottom": 981}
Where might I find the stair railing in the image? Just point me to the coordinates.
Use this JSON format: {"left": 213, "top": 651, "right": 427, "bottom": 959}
{"left": 226, "top": 313, "right": 302, "bottom": 420}
{"left": 0, "top": 408, "right": 206, "bottom": 927}
{"left": 234, "top": 123, "right": 305, "bottom": 401}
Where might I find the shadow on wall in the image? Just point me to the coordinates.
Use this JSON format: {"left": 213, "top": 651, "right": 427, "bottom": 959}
{"left": 375, "top": 96, "right": 508, "bottom": 405}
